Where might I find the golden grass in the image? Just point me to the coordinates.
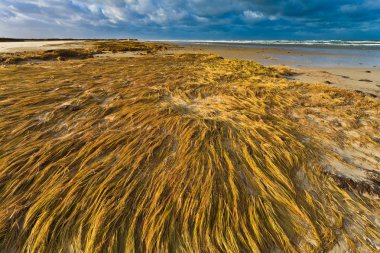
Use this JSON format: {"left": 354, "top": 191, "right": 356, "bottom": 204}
{"left": 0, "top": 49, "right": 94, "bottom": 64}
{"left": 92, "top": 40, "right": 169, "bottom": 53}
{"left": 0, "top": 53, "right": 379, "bottom": 252}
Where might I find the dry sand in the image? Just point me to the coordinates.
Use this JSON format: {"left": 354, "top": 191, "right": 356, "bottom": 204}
{"left": 292, "top": 67, "right": 380, "bottom": 97}
{"left": 0, "top": 40, "right": 83, "bottom": 53}
{"left": 2, "top": 41, "right": 378, "bottom": 98}
{"left": 167, "top": 44, "right": 379, "bottom": 190}
{"left": 166, "top": 44, "right": 380, "bottom": 97}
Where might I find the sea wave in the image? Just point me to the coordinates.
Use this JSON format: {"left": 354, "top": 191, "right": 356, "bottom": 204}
{"left": 157, "top": 40, "right": 380, "bottom": 47}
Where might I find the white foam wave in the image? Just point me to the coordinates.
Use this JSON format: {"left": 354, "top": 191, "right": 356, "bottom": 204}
{"left": 155, "top": 40, "right": 380, "bottom": 47}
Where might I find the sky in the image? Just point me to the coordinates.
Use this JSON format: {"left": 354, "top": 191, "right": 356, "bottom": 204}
{"left": 0, "top": 0, "right": 379, "bottom": 40}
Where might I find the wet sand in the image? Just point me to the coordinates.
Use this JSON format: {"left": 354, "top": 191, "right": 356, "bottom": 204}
{"left": 1, "top": 40, "right": 379, "bottom": 97}
{"left": 166, "top": 44, "right": 380, "bottom": 97}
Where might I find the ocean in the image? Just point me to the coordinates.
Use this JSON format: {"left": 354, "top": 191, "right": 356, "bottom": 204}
{"left": 161, "top": 40, "right": 380, "bottom": 48}
{"left": 158, "top": 40, "right": 380, "bottom": 68}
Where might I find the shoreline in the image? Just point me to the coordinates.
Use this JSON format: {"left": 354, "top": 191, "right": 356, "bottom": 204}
{"left": 153, "top": 40, "right": 380, "bottom": 50}
{"left": 165, "top": 43, "right": 380, "bottom": 65}
{"left": 165, "top": 43, "right": 380, "bottom": 97}
{"left": 1, "top": 40, "right": 379, "bottom": 97}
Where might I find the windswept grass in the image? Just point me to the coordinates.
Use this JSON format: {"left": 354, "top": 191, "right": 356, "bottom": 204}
{"left": 0, "top": 49, "right": 94, "bottom": 64}
{"left": 0, "top": 54, "right": 379, "bottom": 252}
{"left": 92, "top": 40, "right": 169, "bottom": 53}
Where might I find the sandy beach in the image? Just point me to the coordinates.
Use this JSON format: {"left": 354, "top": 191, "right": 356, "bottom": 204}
{"left": 0, "top": 40, "right": 83, "bottom": 53}
{"left": 1, "top": 40, "right": 378, "bottom": 97}
{"left": 165, "top": 43, "right": 380, "bottom": 97}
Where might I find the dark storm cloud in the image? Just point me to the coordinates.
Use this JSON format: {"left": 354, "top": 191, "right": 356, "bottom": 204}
{"left": 0, "top": 0, "right": 379, "bottom": 39}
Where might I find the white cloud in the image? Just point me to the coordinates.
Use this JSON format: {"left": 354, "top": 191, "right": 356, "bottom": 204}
{"left": 147, "top": 8, "right": 187, "bottom": 25}
{"left": 339, "top": 4, "right": 357, "bottom": 13}
{"left": 148, "top": 8, "right": 168, "bottom": 24}
{"left": 269, "top": 15, "right": 278, "bottom": 21}
{"left": 243, "top": 10, "right": 264, "bottom": 21}
{"left": 0, "top": 0, "right": 378, "bottom": 39}
{"left": 101, "top": 6, "right": 127, "bottom": 23}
